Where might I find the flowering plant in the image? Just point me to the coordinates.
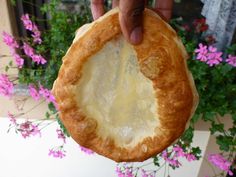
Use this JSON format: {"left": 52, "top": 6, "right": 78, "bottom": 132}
{"left": 171, "top": 17, "right": 236, "bottom": 177}
{"left": 1, "top": 0, "right": 91, "bottom": 158}
{"left": 1, "top": 1, "right": 235, "bottom": 177}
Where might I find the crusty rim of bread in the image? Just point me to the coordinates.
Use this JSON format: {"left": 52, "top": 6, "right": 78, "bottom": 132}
{"left": 52, "top": 8, "right": 198, "bottom": 162}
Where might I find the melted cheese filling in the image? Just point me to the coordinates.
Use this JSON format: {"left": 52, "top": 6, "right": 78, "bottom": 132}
{"left": 76, "top": 35, "right": 159, "bottom": 147}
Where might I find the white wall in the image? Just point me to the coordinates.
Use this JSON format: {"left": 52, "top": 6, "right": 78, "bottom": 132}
{"left": 0, "top": 117, "right": 210, "bottom": 177}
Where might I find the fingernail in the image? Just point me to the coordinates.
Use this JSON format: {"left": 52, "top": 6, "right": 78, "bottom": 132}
{"left": 130, "top": 26, "right": 142, "bottom": 45}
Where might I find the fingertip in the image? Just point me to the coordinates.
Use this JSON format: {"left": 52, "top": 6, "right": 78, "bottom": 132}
{"left": 91, "top": 0, "right": 105, "bottom": 20}
{"left": 112, "top": 0, "right": 119, "bottom": 8}
{"left": 130, "top": 26, "right": 143, "bottom": 45}
{"left": 118, "top": 0, "right": 145, "bottom": 45}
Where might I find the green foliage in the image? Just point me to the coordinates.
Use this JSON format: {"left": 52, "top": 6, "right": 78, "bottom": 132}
{"left": 10, "top": 0, "right": 16, "bottom": 5}
{"left": 5, "top": 65, "right": 9, "bottom": 72}
{"left": 171, "top": 17, "right": 236, "bottom": 158}
{"left": 216, "top": 135, "right": 235, "bottom": 152}
{"left": 15, "top": 0, "right": 92, "bottom": 137}
{"left": 56, "top": 113, "right": 70, "bottom": 137}
{"left": 210, "top": 122, "right": 225, "bottom": 134}
{"left": 174, "top": 0, "right": 182, "bottom": 3}
{"left": 181, "top": 126, "right": 194, "bottom": 143}
{"left": 226, "top": 44, "right": 236, "bottom": 55}
{"left": 191, "top": 147, "right": 201, "bottom": 160}
{"left": 18, "top": 0, "right": 92, "bottom": 89}
{"left": 153, "top": 156, "right": 160, "bottom": 166}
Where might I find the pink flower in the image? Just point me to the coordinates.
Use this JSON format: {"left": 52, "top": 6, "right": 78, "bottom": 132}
{"left": 124, "top": 168, "right": 134, "bottom": 177}
{"left": 56, "top": 129, "right": 66, "bottom": 144}
{"left": 168, "top": 159, "right": 181, "bottom": 167}
{"left": 8, "top": 112, "right": 17, "bottom": 125}
{"left": 208, "top": 46, "right": 217, "bottom": 53}
{"left": 28, "top": 84, "right": 40, "bottom": 101}
{"left": 31, "top": 27, "right": 42, "bottom": 44}
{"left": 195, "top": 44, "right": 223, "bottom": 66}
{"left": 48, "top": 149, "right": 66, "bottom": 159}
{"left": 23, "top": 42, "right": 35, "bottom": 57}
{"left": 173, "top": 145, "right": 185, "bottom": 157}
{"left": 161, "top": 150, "right": 168, "bottom": 161}
{"left": 116, "top": 167, "right": 125, "bottom": 177}
{"left": 21, "top": 14, "right": 34, "bottom": 31}
{"left": 22, "top": 43, "right": 46, "bottom": 65}
{"left": 30, "top": 124, "right": 41, "bottom": 136}
{"left": 2, "top": 31, "right": 19, "bottom": 48}
{"left": 32, "top": 54, "right": 47, "bottom": 65}
{"left": 39, "top": 85, "right": 56, "bottom": 104}
{"left": 195, "top": 43, "right": 208, "bottom": 62}
{"left": 19, "top": 121, "right": 41, "bottom": 138}
{"left": 21, "top": 14, "right": 42, "bottom": 44}
{"left": 206, "top": 46, "right": 223, "bottom": 66}
{"left": 0, "top": 74, "right": 14, "bottom": 97}
{"left": 161, "top": 145, "right": 190, "bottom": 167}
{"left": 185, "top": 153, "right": 196, "bottom": 162}
{"left": 141, "top": 169, "right": 149, "bottom": 177}
{"left": 13, "top": 53, "right": 24, "bottom": 68}
{"left": 226, "top": 55, "right": 236, "bottom": 67}
{"left": 208, "top": 154, "right": 233, "bottom": 176}
{"left": 80, "top": 146, "right": 94, "bottom": 155}
{"left": 36, "top": 85, "right": 58, "bottom": 109}
{"left": 162, "top": 150, "right": 181, "bottom": 167}
{"left": 206, "top": 52, "right": 223, "bottom": 66}
{"left": 2, "top": 31, "right": 25, "bottom": 68}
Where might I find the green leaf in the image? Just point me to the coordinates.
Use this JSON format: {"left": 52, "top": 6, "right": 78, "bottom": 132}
{"left": 190, "top": 114, "right": 201, "bottom": 124}
{"left": 153, "top": 156, "right": 160, "bottom": 166}
{"left": 48, "top": 102, "right": 57, "bottom": 114}
{"left": 175, "top": 0, "right": 182, "bottom": 3}
{"left": 232, "top": 114, "right": 236, "bottom": 122}
{"left": 56, "top": 114, "right": 70, "bottom": 137}
{"left": 9, "top": 61, "right": 13, "bottom": 66}
{"left": 191, "top": 146, "right": 201, "bottom": 154}
{"left": 181, "top": 126, "right": 194, "bottom": 144}
{"left": 216, "top": 135, "right": 233, "bottom": 152}
{"left": 191, "top": 146, "right": 202, "bottom": 160}
{"left": 10, "top": 0, "right": 16, "bottom": 5}
{"left": 185, "top": 41, "right": 197, "bottom": 54}
{"left": 226, "top": 44, "right": 236, "bottom": 55}
{"left": 229, "top": 127, "right": 236, "bottom": 136}
{"left": 219, "top": 64, "right": 233, "bottom": 75}
{"left": 203, "top": 112, "right": 216, "bottom": 122}
{"left": 45, "top": 111, "right": 50, "bottom": 119}
{"left": 5, "top": 65, "right": 9, "bottom": 72}
{"left": 210, "top": 122, "right": 224, "bottom": 134}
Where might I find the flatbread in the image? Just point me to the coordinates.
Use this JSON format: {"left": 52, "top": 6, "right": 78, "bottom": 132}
{"left": 52, "top": 8, "right": 198, "bottom": 162}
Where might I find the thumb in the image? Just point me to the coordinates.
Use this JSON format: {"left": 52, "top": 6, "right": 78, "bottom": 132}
{"left": 119, "top": 0, "right": 145, "bottom": 45}
{"left": 91, "top": 0, "right": 105, "bottom": 20}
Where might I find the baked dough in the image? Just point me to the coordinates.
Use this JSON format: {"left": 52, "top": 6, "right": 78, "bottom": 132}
{"left": 52, "top": 8, "right": 198, "bottom": 162}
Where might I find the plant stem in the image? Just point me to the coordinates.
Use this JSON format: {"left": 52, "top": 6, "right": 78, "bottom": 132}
{"left": 0, "top": 55, "right": 12, "bottom": 58}
{"left": 216, "top": 115, "right": 230, "bottom": 136}
{"left": 39, "top": 120, "right": 55, "bottom": 131}
{"left": 22, "top": 0, "right": 41, "bottom": 8}
{"left": 164, "top": 162, "right": 167, "bottom": 177}
{"left": 20, "top": 100, "right": 45, "bottom": 115}
{"left": 203, "top": 156, "right": 218, "bottom": 176}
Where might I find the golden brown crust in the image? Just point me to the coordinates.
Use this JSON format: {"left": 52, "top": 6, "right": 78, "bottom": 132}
{"left": 52, "top": 8, "right": 198, "bottom": 162}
